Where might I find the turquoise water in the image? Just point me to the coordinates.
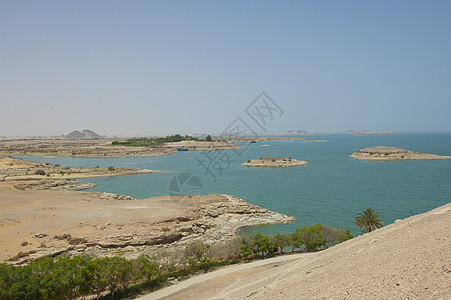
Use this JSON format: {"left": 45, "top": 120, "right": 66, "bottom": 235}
{"left": 16, "top": 133, "right": 451, "bottom": 236}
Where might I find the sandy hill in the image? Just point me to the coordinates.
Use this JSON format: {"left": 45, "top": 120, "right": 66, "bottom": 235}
{"left": 64, "top": 129, "right": 101, "bottom": 139}
{"left": 154, "top": 203, "right": 451, "bottom": 299}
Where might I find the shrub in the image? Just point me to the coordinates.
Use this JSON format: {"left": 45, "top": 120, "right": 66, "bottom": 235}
{"left": 133, "top": 254, "right": 160, "bottom": 283}
{"left": 34, "top": 169, "right": 46, "bottom": 175}
{"left": 184, "top": 242, "right": 211, "bottom": 265}
{"left": 108, "top": 166, "right": 115, "bottom": 171}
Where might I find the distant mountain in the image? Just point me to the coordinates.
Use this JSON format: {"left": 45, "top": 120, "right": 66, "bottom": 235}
{"left": 65, "top": 130, "right": 102, "bottom": 139}
{"left": 81, "top": 129, "right": 102, "bottom": 139}
{"left": 346, "top": 129, "right": 375, "bottom": 135}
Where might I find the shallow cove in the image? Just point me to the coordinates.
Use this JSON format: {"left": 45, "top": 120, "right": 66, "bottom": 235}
{"left": 16, "top": 132, "right": 451, "bottom": 236}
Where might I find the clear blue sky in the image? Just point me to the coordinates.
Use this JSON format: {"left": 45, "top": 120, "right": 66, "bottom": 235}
{"left": 1, "top": 0, "right": 450, "bottom": 136}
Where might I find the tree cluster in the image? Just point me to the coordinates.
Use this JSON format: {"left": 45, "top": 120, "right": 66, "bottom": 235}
{"left": 0, "top": 224, "right": 352, "bottom": 299}
{"left": 0, "top": 254, "right": 159, "bottom": 300}
{"left": 111, "top": 134, "right": 199, "bottom": 147}
{"left": 239, "top": 224, "right": 353, "bottom": 258}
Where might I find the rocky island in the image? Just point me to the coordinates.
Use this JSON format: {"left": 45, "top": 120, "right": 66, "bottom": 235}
{"left": 242, "top": 157, "right": 310, "bottom": 167}
{"left": 350, "top": 146, "right": 451, "bottom": 161}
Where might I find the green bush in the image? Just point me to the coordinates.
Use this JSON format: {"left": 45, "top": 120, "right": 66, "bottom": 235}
{"left": 34, "top": 170, "right": 46, "bottom": 175}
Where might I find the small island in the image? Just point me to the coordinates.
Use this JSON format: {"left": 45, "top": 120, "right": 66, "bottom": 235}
{"left": 242, "top": 157, "right": 310, "bottom": 167}
{"left": 350, "top": 146, "right": 451, "bottom": 161}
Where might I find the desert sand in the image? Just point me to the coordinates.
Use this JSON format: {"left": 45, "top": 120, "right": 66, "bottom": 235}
{"left": 143, "top": 202, "right": 450, "bottom": 300}
{"left": 0, "top": 181, "right": 293, "bottom": 264}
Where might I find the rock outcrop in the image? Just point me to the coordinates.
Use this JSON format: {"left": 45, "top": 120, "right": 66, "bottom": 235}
{"left": 3, "top": 193, "right": 294, "bottom": 265}
{"left": 350, "top": 146, "right": 451, "bottom": 161}
{"left": 13, "top": 179, "right": 97, "bottom": 191}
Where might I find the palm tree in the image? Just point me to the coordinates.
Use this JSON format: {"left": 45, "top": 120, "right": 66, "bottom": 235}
{"left": 354, "top": 208, "right": 383, "bottom": 234}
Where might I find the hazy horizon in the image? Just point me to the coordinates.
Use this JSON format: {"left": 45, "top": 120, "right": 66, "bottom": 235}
{"left": 1, "top": 1, "right": 451, "bottom": 136}
{"left": 3, "top": 129, "right": 451, "bottom": 139}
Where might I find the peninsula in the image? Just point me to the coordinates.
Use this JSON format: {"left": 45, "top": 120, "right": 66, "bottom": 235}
{"left": 242, "top": 157, "right": 310, "bottom": 167}
{"left": 0, "top": 184, "right": 294, "bottom": 264}
{"left": 350, "top": 146, "right": 451, "bottom": 161}
{"left": 0, "top": 156, "right": 159, "bottom": 182}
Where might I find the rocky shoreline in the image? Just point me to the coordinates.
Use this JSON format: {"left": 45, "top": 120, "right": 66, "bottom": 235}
{"left": 0, "top": 189, "right": 294, "bottom": 265}
{"left": 242, "top": 157, "right": 310, "bottom": 167}
{"left": 350, "top": 146, "right": 451, "bottom": 161}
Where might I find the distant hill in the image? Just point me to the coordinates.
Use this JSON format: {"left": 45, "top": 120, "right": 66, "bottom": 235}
{"left": 287, "top": 130, "right": 309, "bottom": 135}
{"left": 65, "top": 130, "right": 102, "bottom": 139}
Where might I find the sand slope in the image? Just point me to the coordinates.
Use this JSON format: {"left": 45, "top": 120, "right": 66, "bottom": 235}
{"left": 158, "top": 203, "right": 451, "bottom": 299}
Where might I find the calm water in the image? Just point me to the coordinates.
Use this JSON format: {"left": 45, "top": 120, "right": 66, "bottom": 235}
{"left": 17, "top": 133, "right": 451, "bottom": 236}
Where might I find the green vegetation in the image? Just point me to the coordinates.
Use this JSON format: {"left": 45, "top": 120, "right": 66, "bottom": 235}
{"left": 354, "top": 208, "right": 384, "bottom": 234}
{"left": 239, "top": 224, "right": 353, "bottom": 258}
{"left": 111, "top": 134, "right": 199, "bottom": 147}
{"left": 34, "top": 170, "right": 46, "bottom": 175}
{"left": 205, "top": 135, "right": 212, "bottom": 142}
{"left": 0, "top": 223, "right": 352, "bottom": 299}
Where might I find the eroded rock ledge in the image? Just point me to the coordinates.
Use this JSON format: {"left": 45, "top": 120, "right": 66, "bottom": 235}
{"left": 350, "top": 146, "right": 451, "bottom": 161}
{"left": 4, "top": 193, "right": 294, "bottom": 265}
{"left": 242, "top": 157, "right": 310, "bottom": 167}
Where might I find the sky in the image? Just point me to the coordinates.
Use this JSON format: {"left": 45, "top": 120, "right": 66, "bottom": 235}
{"left": 1, "top": 0, "right": 450, "bottom": 136}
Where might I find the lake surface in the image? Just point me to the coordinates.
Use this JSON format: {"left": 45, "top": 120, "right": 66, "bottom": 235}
{"left": 17, "top": 133, "right": 451, "bottom": 236}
